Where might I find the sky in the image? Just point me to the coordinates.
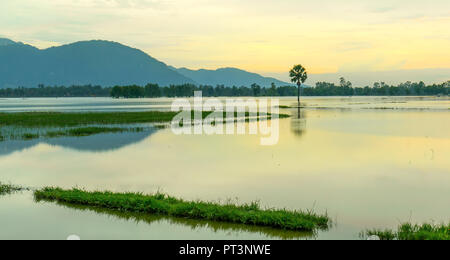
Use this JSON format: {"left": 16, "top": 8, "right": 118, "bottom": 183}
{"left": 1, "top": 0, "right": 449, "bottom": 83}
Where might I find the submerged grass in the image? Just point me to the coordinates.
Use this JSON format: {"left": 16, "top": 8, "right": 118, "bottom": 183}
{"left": 0, "top": 183, "right": 28, "bottom": 195}
{"left": 363, "top": 223, "right": 450, "bottom": 240}
{"left": 34, "top": 187, "right": 330, "bottom": 231}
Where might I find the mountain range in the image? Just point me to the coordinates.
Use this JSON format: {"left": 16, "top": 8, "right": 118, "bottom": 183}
{"left": 0, "top": 38, "right": 291, "bottom": 88}
{"left": 170, "top": 67, "right": 290, "bottom": 87}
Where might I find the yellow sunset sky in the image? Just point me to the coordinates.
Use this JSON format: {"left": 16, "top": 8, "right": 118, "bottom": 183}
{"left": 1, "top": 0, "right": 449, "bottom": 82}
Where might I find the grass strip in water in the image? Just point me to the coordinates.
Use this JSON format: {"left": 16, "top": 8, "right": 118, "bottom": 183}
{"left": 364, "top": 223, "right": 450, "bottom": 240}
{"left": 0, "top": 183, "right": 28, "bottom": 195}
{"left": 0, "top": 111, "right": 180, "bottom": 127}
{"left": 34, "top": 187, "right": 330, "bottom": 231}
{"left": 0, "top": 111, "right": 290, "bottom": 127}
{"left": 0, "top": 111, "right": 289, "bottom": 141}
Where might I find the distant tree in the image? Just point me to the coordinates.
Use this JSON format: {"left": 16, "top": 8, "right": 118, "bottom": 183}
{"left": 251, "top": 83, "right": 261, "bottom": 96}
{"left": 267, "top": 83, "right": 278, "bottom": 96}
{"left": 144, "top": 83, "right": 161, "bottom": 97}
{"left": 340, "top": 77, "right": 352, "bottom": 88}
{"left": 289, "top": 65, "right": 308, "bottom": 107}
{"left": 111, "top": 86, "right": 122, "bottom": 98}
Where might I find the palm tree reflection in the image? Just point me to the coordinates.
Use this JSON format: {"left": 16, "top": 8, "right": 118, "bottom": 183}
{"left": 291, "top": 109, "right": 307, "bottom": 137}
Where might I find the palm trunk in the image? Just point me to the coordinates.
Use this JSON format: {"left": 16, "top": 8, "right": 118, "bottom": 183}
{"left": 297, "top": 82, "right": 301, "bottom": 118}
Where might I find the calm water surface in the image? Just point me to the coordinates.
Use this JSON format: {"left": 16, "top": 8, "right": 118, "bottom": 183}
{"left": 0, "top": 96, "right": 449, "bottom": 240}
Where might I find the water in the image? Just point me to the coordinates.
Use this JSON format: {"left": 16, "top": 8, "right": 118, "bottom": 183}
{"left": 0, "top": 96, "right": 449, "bottom": 112}
{"left": 0, "top": 96, "right": 449, "bottom": 240}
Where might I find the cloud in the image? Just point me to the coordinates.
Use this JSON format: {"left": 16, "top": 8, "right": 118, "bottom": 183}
{"left": 1, "top": 0, "right": 449, "bottom": 75}
{"left": 335, "top": 42, "right": 373, "bottom": 52}
{"left": 94, "top": 0, "right": 171, "bottom": 9}
{"left": 369, "top": 6, "right": 397, "bottom": 13}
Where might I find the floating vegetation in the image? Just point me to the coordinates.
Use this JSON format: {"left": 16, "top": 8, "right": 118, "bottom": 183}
{"left": 34, "top": 187, "right": 330, "bottom": 232}
{"left": 362, "top": 223, "right": 450, "bottom": 240}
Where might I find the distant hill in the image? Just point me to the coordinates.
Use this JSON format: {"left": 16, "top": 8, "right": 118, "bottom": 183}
{"left": 0, "top": 39, "right": 194, "bottom": 88}
{"left": 171, "top": 67, "right": 292, "bottom": 87}
{"left": 0, "top": 38, "right": 19, "bottom": 46}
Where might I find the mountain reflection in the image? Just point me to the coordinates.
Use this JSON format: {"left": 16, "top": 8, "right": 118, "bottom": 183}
{"left": 0, "top": 130, "right": 157, "bottom": 156}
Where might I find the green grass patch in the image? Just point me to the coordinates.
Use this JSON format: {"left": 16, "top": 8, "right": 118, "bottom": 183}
{"left": 53, "top": 201, "right": 315, "bottom": 240}
{"left": 0, "top": 183, "right": 28, "bottom": 195}
{"left": 34, "top": 187, "right": 330, "bottom": 231}
{"left": 0, "top": 111, "right": 180, "bottom": 127}
{"left": 0, "top": 111, "right": 290, "bottom": 128}
{"left": 276, "top": 113, "right": 291, "bottom": 119}
{"left": 363, "top": 223, "right": 450, "bottom": 240}
{"left": 0, "top": 111, "right": 290, "bottom": 141}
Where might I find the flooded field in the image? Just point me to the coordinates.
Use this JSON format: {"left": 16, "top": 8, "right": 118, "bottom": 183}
{"left": 0, "top": 96, "right": 449, "bottom": 240}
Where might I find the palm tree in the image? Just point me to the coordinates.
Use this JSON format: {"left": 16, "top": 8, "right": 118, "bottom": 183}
{"left": 289, "top": 65, "right": 308, "bottom": 108}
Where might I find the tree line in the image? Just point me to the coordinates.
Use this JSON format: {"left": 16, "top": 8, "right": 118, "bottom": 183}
{"left": 0, "top": 79, "right": 448, "bottom": 98}
{"left": 109, "top": 83, "right": 299, "bottom": 98}
{"left": 0, "top": 84, "right": 111, "bottom": 97}
{"left": 307, "top": 78, "right": 449, "bottom": 96}
{"left": 111, "top": 79, "right": 449, "bottom": 98}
